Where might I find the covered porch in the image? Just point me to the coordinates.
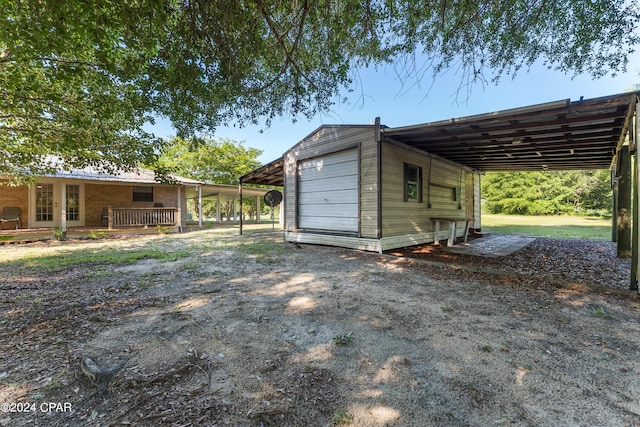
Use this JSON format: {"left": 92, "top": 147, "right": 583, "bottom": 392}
{"left": 184, "top": 183, "right": 272, "bottom": 226}
{"left": 0, "top": 225, "right": 181, "bottom": 244}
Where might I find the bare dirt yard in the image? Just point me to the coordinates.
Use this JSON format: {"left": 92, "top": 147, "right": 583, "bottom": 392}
{"left": 1, "top": 229, "right": 639, "bottom": 427}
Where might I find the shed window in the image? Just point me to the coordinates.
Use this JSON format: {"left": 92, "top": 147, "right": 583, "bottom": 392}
{"left": 404, "top": 163, "right": 422, "bottom": 203}
{"left": 133, "top": 186, "right": 153, "bottom": 202}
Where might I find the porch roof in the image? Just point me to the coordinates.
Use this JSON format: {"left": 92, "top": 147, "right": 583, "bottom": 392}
{"left": 184, "top": 183, "right": 269, "bottom": 201}
{"left": 42, "top": 162, "right": 203, "bottom": 185}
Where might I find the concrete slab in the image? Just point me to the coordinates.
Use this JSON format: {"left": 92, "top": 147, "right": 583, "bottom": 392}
{"left": 441, "top": 234, "right": 536, "bottom": 258}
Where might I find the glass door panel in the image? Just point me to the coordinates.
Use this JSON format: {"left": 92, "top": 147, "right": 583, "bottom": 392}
{"left": 66, "top": 185, "right": 80, "bottom": 221}
{"left": 35, "top": 183, "right": 53, "bottom": 222}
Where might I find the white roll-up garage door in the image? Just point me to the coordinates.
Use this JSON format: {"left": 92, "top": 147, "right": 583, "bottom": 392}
{"left": 297, "top": 149, "right": 358, "bottom": 233}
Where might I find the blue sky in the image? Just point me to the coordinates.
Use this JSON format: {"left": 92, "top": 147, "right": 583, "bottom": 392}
{"left": 151, "top": 54, "right": 640, "bottom": 165}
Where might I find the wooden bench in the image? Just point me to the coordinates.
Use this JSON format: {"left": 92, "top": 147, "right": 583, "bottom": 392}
{"left": 431, "top": 217, "right": 475, "bottom": 247}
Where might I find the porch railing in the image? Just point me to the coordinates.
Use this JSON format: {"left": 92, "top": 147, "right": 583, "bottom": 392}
{"left": 108, "top": 207, "right": 177, "bottom": 228}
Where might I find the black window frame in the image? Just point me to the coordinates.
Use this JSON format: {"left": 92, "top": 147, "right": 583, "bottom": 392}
{"left": 133, "top": 186, "right": 153, "bottom": 202}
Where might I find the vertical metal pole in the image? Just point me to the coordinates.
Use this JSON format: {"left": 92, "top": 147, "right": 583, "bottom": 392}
{"left": 618, "top": 145, "right": 631, "bottom": 257}
{"left": 612, "top": 171, "right": 618, "bottom": 242}
{"left": 375, "top": 117, "right": 382, "bottom": 244}
{"left": 632, "top": 102, "right": 639, "bottom": 292}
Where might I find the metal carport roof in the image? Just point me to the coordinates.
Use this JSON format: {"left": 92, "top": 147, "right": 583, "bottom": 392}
{"left": 239, "top": 157, "right": 284, "bottom": 187}
{"left": 239, "top": 92, "right": 639, "bottom": 184}
{"left": 381, "top": 92, "right": 639, "bottom": 171}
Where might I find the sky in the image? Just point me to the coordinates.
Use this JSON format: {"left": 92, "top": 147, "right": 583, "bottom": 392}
{"left": 151, "top": 53, "right": 640, "bottom": 165}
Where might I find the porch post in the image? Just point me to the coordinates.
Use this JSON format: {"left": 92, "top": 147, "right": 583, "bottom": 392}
{"left": 233, "top": 197, "right": 237, "bottom": 222}
{"left": 216, "top": 193, "right": 221, "bottom": 222}
{"left": 256, "top": 195, "right": 261, "bottom": 224}
{"left": 198, "top": 185, "right": 203, "bottom": 228}
{"left": 61, "top": 184, "right": 67, "bottom": 233}
{"left": 177, "top": 186, "right": 182, "bottom": 232}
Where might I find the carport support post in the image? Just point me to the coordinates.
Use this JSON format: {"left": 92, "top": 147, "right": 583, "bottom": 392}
{"left": 632, "top": 101, "right": 639, "bottom": 293}
{"left": 611, "top": 172, "right": 618, "bottom": 242}
{"left": 617, "top": 145, "right": 631, "bottom": 258}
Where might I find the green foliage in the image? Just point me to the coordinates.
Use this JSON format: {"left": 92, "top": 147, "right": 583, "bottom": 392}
{"left": 157, "top": 137, "right": 262, "bottom": 185}
{"left": 482, "top": 170, "right": 612, "bottom": 215}
{"left": 333, "top": 410, "right": 354, "bottom": 425}
{"left": 156, "top": 137, "right": 263, "bottom": 220}
{"left": 52, "top": 227, "right": 66, "bottom": 241}
{"left": 2, "top": 1, "right": 638, "bottom": 181}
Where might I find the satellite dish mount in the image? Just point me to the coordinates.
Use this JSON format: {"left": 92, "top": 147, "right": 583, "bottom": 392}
{"left": 263, "top": 190, "right": 282, "bottom": 231}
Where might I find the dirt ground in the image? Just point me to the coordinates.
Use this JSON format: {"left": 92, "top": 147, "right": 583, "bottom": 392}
{"left": 1, "top": 230, "right": 639, "bottom": 427}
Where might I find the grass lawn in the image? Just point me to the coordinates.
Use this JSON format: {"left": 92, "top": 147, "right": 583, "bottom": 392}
{"left": 481, "top": 214, "right": 612, "bottom": 240}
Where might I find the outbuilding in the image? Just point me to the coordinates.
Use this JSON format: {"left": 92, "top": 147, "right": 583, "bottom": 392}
{"left": 241, "top": 92, "right": 639, "bottom": 256}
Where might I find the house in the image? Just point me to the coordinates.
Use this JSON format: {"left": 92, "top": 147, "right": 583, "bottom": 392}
{"left": 0, "top": 164, "right": 201, "bottom": 231}
{"left": 0, "top": 162, "right": 270, "bottom": 231}
{"left": 240, "top": 92, "right": 639, "bottom": 253}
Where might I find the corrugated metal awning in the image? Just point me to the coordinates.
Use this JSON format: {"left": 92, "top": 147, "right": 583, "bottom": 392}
{"left": 239, "top": 157, "right": 284, "bottom": 186}
{"left": 240, "top": 92, "right": 639, "bottom": 181}
{"left": 381, "top": 92, "right": 639, "bottom": 171}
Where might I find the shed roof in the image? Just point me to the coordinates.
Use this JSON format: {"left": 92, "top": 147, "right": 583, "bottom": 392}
{"left": 382, "top": 92, "right": 639, "bottom": 171}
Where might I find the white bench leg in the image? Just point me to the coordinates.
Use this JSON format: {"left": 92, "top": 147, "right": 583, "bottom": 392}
{"left": 447, "top": 221, "right": 456, "bottom": 247}
{"left": 463, "top": 220, "right": 470, "bottom": 242}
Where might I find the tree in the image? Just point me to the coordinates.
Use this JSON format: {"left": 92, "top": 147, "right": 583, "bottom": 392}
{"left": 3, "top": 1, "right": 639, "bottom": 181}
{"left": 157, "top": 137, "right": 262, "bottom": 185}
{"left": 482, "top": 170, "right": 612, "bottom": 215}
{"left": 156, "top": 136, "right": 263, "bottom": 220}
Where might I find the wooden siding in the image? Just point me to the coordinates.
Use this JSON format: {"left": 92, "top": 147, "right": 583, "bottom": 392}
{"left": 283, "top": 125, "right": 378, "bottom": 238}
{"left": 380, "top": 142, "right": 473, "bottom": 240}
{"left": 286, "top": 231, "right": 381, "bottom": 252}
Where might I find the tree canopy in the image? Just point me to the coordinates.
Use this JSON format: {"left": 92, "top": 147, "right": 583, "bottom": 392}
{"left": 2, "top": 0, "right": 639, "bottom": 181}
{"left": 482, "top": 170, "right": 612, "bottom": 215}
{"left": 156, "top": 136, "right": 263, "bottom": 220}
{"left": 156, "top": 137, "right": 262, "bottom": 185}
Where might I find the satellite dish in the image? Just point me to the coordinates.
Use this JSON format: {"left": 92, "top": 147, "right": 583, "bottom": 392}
{"left": 263, "top": 190, "right": 282, "bottom": 231}
{"left": 264, "top": 190, "right": 282, "bottom": 207}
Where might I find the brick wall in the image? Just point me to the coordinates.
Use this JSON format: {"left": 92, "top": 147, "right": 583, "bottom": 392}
{"left": 0, "top": 180, "right": 29, "bottom": 228}
{"left": 85, "top": 183, "right": 182, "bottom": 227}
